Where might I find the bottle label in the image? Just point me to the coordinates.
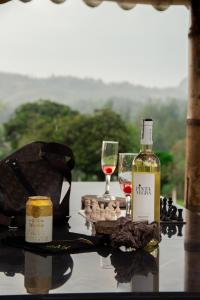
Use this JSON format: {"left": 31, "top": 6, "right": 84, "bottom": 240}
{"left": 133, "top": 172, "right": 155, "bottom": 223}
{"left": 25, "top": 216, "right": 52, "bottom": 243}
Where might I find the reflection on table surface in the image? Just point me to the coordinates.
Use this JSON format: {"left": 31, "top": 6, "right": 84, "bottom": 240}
{"left": 0, "top": 182, "right": 199, "bottom": 296}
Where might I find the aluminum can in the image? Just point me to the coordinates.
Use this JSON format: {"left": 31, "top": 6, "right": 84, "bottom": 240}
{"left": 25, "top": 196, "right": 53, "bottom": 243}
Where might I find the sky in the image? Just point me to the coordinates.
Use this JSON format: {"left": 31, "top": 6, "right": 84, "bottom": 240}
{"left": 0, "top": 0, "right": 189, "bottom": 87}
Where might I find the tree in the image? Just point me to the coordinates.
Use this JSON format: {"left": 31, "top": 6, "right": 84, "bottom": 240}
{"left": 171, "top": 139, "right": 185, "bottom": 199}
{"left": 137, "top": 99, "right": 186, "bottom": 152}
{"left": 63, "top": 108, "right": 139, "bottom": 180}
{"left": 156, "top": 151, "right": 174, "bottom": 196}
{"left": 0, "top": 125, "right": 11, "bottom": 159}
{"left": 0, "top": 100, "right": 12, "bottom": 158}
{"left": 4, "top": 100, "right": 78, "bottom": 149}
{"left": 3, "top": 102, "right": 138, "bottom": 180}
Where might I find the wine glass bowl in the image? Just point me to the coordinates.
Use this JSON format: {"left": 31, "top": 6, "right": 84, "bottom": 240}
{"left": 120, "top": 181, "right": 132, "bottom": 195}
{"left": 102, "top": 165, "right": 116, "bottom": 175}
{"left": 101, "top": 141, "right": 119, "bottom": 201}
{"left": 118, "top": 153, "right": 138, "bottom": 216}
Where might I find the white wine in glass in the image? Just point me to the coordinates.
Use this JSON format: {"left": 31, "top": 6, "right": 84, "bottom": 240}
{"left": 101, "top": 141, "right": 118, "bottom": 201}
{"left": 118, "top": 153, "right": 138, "bottom": 217}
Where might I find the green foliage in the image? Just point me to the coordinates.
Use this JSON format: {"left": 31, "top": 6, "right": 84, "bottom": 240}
{"left": 137, "top": 99, "right": 186, "bottom": 152}
{"left": 127, "top": 123, "right": 140, "bottom": 153}
{"left": 171, "top": 139, "right": 185, "bottom": 199}
{"left": 2, "top": 97, "right": 187, "bottom": 196}
{"left": 4, "top": 100, "right": 78, "bottom": 149}
{"left": 156, "top": 142, "right": 185, "bottom": 199}
{"left": 0, "top": 101, "right": 13, "bottom": 158}
{"left": 0, "top": 125, "right": 11, "bottom": 159}
{"left": 3, "top": 102, "right": 138, "bottom": 181}
{"left": 62, "top": 108, "right": 138, "bottom": 180}
{"left": 135, "top": 99, "right": 186, "bottom": 199}
{"left": 177, "top": 199, "right": 184, "bottom": 207}
{"left": 156, "top": 151, "right": 174, "bottom": 194}
{"left": 156, "top": 151, "right": 173, "bottom": 165}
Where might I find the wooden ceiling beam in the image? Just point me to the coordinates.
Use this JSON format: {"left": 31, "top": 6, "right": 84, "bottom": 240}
{"left": 0, "top": 0, "right": 12, "bottom": 4}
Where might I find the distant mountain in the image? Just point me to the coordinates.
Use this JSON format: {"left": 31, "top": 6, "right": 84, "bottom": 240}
{"left": 0, "top": 72, "right": 187, "bottom": 122}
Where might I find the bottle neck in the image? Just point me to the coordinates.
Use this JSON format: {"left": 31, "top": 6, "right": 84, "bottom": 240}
{"left": 141, "top": 144, "right": 153, "bottom": 152}
{"left": 140, "top": 121, "right": 153, "bottom": 152}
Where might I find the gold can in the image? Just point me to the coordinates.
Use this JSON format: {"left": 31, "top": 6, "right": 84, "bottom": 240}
{"left": 25, "top": 196, "right": 53, "bottom": 243}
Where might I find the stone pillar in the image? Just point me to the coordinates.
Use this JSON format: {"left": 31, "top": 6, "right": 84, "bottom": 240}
{"left": 185, "top": 1, "right": 200, "bottom": 210}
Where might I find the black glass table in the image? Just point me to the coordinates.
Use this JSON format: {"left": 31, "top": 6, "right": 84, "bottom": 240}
{"left": 0, "top": 182, "right": 199, "bottom": 299}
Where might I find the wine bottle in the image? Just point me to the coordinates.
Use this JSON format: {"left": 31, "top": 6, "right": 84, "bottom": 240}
{"left": 132, "top": 119, "right": 160, "bottom": 223}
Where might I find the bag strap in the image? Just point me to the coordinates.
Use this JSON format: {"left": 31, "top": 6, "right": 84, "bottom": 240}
{"left": 40, "top": 143, "right": 75, "bottom": 221}
{"left": 41, "top": 142, "right": 75, "bottom": 170}
{"left": 41, "top": 158, "right": 72, "bottom": 220}
{"left": 5, "top": 159, "right": 36, "bottom": 196}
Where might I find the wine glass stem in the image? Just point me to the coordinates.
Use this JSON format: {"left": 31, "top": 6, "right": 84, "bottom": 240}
{"left": 125, "top": 195, "right": 131, "bottom": 216}
{"left": 105, "top": 174, "right": 111, "bottom": 195}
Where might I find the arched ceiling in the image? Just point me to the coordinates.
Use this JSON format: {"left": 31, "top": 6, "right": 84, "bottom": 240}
{"left": 0, "top": 0, "right": 190, "bottom": 11}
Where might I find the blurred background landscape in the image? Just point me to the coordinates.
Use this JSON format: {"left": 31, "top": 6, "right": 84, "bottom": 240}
{"left": 0, "top": 72, "right": 186, "bottom": 200}
{"left": 0, "top": 1, "right": 188, "bottom": 201}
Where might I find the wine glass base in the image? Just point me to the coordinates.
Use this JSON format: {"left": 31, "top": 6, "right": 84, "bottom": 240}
{"left": 97, "top": 194, "right": 116, "bottom": 202}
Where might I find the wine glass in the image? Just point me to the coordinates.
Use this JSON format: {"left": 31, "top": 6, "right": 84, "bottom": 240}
{"left": 118, "top": 153, "right": 138, "bottom": 217}
{"left": 101, "top": 141, "right": 119, "bottom": 201}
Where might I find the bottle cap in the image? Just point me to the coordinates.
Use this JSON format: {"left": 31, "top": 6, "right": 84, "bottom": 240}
{"left": 143, "top": 118, "right": 153, "bottom": 125}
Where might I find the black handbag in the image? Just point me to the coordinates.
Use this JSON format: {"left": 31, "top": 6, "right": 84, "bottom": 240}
{"left": 0, "top": 141, "right": 75, "bottom": 227}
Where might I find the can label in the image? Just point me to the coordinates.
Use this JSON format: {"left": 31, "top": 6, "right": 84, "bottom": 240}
{"left": 25, "top": 196, "right": 53, "bottom": 243}
{"left": 26, "top": 216, "right": 52, "bottom": 243}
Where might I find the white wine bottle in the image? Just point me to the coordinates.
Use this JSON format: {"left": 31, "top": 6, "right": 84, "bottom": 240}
{"left": 132, "top": 119, "right": 160, "bottom": 223}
